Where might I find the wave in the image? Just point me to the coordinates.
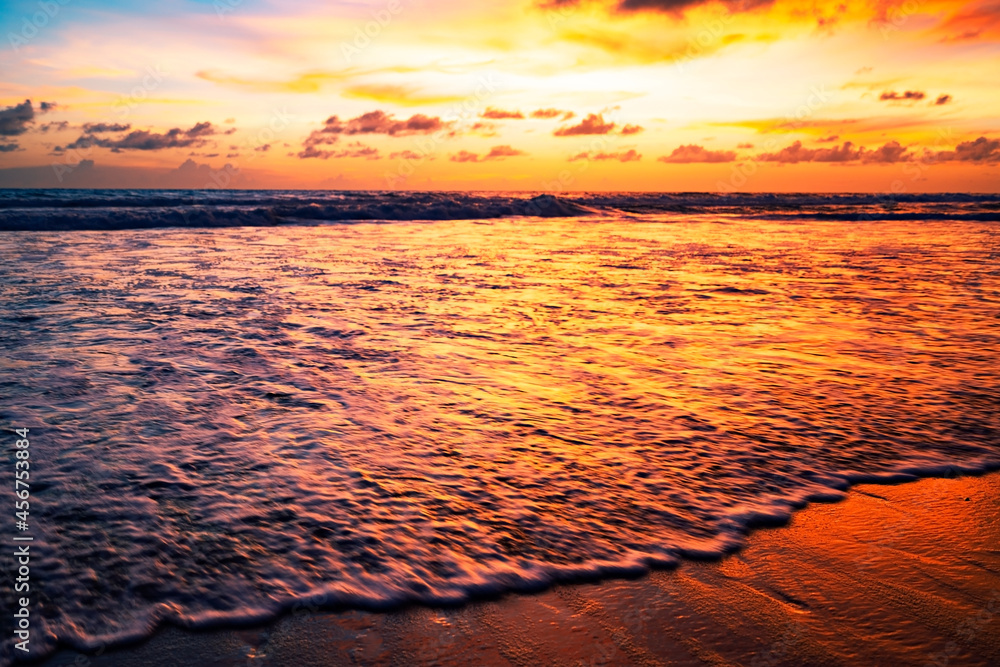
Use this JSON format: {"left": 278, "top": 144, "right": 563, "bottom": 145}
{"left": 19, "top": 460, "right": 1000, "bottom": 662}
{"left": 0, "top": 190, "right": 997, "bottom": 230}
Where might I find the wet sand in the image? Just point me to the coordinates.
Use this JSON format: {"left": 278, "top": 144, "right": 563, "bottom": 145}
{"left": 42, "top": 472, "right": 1000, "bottom": 666}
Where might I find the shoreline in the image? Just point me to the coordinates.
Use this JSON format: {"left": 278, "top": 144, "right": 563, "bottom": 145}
{"left": 36, "top": 470, "right": 1000, "bottom": 666}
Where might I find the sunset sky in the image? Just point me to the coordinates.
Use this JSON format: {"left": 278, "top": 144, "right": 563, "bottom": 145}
{"left": 1, "top": 0, "right": 998, "bottom": 191}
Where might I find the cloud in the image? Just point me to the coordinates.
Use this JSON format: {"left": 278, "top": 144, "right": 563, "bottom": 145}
{"left": 531, "top": 108, "right": 575, "bottom": 120}
{"left": 298, "top": 111, "right": 447, "bottom": 159}
{"left": 303, "top": 139, "right": 380, "bottom": 160}
{"left": 816, "top": 135, "right": 839, "bottom": 143}
{"left": 658, "top": 144, "right": 736, "bottom": 163}
{"left": 569, "top": 149, "right": 641, "bottom": 162}
{"left": 544, "top": 0, "right": 775, "bottom": 18}
{"left": 934, "top": 136, "right": 1000, "bottom": 162}
{"left": 811, "top": 142, "right": 863, "bottom": 162}
{"left": 0, "top": 100, "right": 37, "bottom": 136}
{"left": 879, "top": 90, "right": 926, "bottom": 102}
{"left": 0, "top": 143, "right": 20, "bottom": 152}
{"left": 390, "top": 150, "right": 432, "bottom": 160}
{"left": 935, "top": 2, "right": 1000, "bottom": 42}
{"left": 450, "top": 150, "right": 480, "bottom": 163}
{"left": 311, "top": 111, "right": 448, "bottom": 137}
{"left": 450, "top": 145, "right": 527, "bottom": 162}
{"left": 481, "top": 108, "right": 525, "bottom": 120}
{"left": 82, "top": 122, "right": 131, "bottom": 133}
{"left": 468, "top": 121, "right": 499, "bottom": 137}
{"left": 63, "top": 122, "right": 224, "bottom": 152}
{"left": 554, "top": 113, "right": 616, "bottom": 136}
{"left": 298, "top": 138, "right": 381, "bottom": 160}
{"left": 485, "top": 145, "right": 527, "bottom": 159}
{"left": 39, "top": 121, "right": 70, "bottom": 133}
{"left": 754, "top": 140, "right": 913, "bottom": 164}
{"left": 861, "top": 141, "right": 912, "bottom": 163}
{"left": 620, "top": 124, "right": 644, "bottom": 135}
{"left": 935, "top": 94, "right": 952, "bottom": 105}
{"left": 757, "top": 140, "right": 861, "bottom": 163}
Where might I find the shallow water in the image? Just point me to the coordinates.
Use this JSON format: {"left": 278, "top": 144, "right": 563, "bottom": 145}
{"left": 1, "top": 204, "right": 999, "bottom": 659}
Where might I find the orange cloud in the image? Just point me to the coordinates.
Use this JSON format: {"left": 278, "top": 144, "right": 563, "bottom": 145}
{"left": 481, "top": 108, "right": 525, "bottom": 119}
{"left": 569, "top": 149, "right": 641, "bottom": 162}
{"left": 531, "top": 108, "right": 575, "bottom": 120}
{"left": 658, "top": 144, "right": 736, "bottom": 163}
{"left": 450, "top": 145, "right": 527, "bottom": 162}
{"left": 933, "top": 0, "right": 1000, "bottom": 42}
{"left": 554, "top": 113, "right": 615, "bottom": 136}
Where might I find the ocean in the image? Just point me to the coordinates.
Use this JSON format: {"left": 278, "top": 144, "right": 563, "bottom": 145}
{"left": 1, "top": 190, "right": 998, "bottom": 661}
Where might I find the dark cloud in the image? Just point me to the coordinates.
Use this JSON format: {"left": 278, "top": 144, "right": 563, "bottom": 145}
{"left": 935, "top": 136, "right": 1000, "bottom": 162}
{"left": 0, "top": 143, "right": 20, "bottom": 152}
{"left": 65, "top": 122, "right": 224, "bottom": 152}
{"left": 620, "top": 124, "right": 644, "bottom": 135}
{"left": 544, "top": 0, "right": 774, "bottom": 16}
{"left": 935, "top": 94, "right": 952, "bottom": 105}
{"left": 531, "top": 108, "right": 574, "bottom": 120}
{"left": 255, "top": 144, "right": 271, "bottom": 152}
{"left": 39, "top": 101, "right": 57, "bottom": 112}
{"left": 0, "top": 100, "right": 36, "bottom": 136}
{"left": 812, "top": 142, "right": 862, "bottom": 162}
{"left": 82, "top": 123, "right": 131, "bottom": 133}
{"left": 554, "top": 113, "right": 616, "bottom": 136}
{"left": 879, "top": 90, "right": 926, "bottom": 102}
{"left": 861, "top": 141, "right": 912, "bottom": 163}
{"left": 658, "top": 144, "right": 736, "bottom": 163}
{"left": 299, "top": 140, "right": 380, "bottom": 160}
{"left": 757, "top": 140, "right": 861, "bottom": 163}
{"left": 298, "top": 138, "right": 339, "bottom": 159}
{"left": 313, "top": 110, "right": 448, "bottom": 137}
{"left": 185, "top": 121, "right": 218, "bottom": 137}
{"left": 298, "top": 110, "right": 448, "bottom": 158}
{"left": 481, "top": 108, "right": 525, "bottom": 120}
{"left": 40, "top": 121, "right": 70, "bottom": 133}
{"left": 450, "top": 145, "right": 527, "bottom": 162}
{"left": 756, "top": 140, "right": 914, "bottom": 164}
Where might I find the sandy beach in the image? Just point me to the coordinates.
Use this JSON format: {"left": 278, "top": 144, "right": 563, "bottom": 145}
{"left": 39, "top": 471, "right": 999, "bottom": 666}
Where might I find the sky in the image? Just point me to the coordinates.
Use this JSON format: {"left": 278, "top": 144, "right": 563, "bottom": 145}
{"left": 0, "top": 0, "right": 998, "bottom": 191}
